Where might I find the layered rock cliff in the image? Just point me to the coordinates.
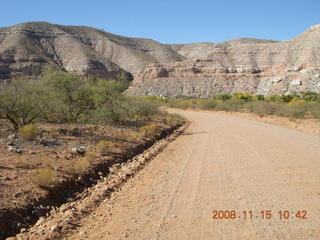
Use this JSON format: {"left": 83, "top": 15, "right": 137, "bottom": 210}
{"left": 0, "top": 22, "right": 319, "bottom": 96}
{"left": 127, "top": 24, "right": 320, "bottom": 96}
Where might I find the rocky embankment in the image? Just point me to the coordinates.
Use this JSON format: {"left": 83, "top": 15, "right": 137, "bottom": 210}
{"left": 2, "top": 123, "right": 187, "bottom": 240}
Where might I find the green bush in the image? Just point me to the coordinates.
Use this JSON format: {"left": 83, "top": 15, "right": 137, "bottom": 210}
{"left": 254, "top": 95, "right": 265, "bottom": 101}
{"left": 212, "top": 94, "right": 232, "bottom": 101}
{"left": 300, "top": 91, "right": 320, "bottom": 102}
{"left": 279, "top": 94, "right": 294, "bottom": 103}
{"left": 265, "top": 94, "right": 282, "bottom": 102}
{"left": 126, "top": 97, "right": 161, "bottom": 120}
{"left": 232, "top": 93, "right": 253, "bottom": 102}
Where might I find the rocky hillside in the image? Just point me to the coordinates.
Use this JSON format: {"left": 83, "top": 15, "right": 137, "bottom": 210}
{"left": 128, "top": 25, "right": 320, "bottom": 96}
{"left": 1, "top": 22, "right": 320, "bottom": 96}
{"left": 0, "top": 22, "right": 183, "bottom": 81}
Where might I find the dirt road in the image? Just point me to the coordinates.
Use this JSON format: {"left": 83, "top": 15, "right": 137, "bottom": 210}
{"left": 66, "top": 110, "right": 320, "bottom": 240}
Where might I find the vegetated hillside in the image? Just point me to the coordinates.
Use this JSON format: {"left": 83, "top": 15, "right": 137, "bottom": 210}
{"left": 1, "top": 22, "right": 320, "bottom": 96}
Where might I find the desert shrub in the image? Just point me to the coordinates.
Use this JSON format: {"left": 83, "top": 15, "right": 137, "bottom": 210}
{"left": 66, "top": 158, "right": 91, "bottom": 174}
{"left": 96, "top": 141, "right": 115, "bottom": 156}
{"left": 31, "top": 168, "right": 57, "bottom": 188}
{"left": 164, "top": 113, "right": 186, "bottom": 124}
{"left": 19, "top": 124, "right": 38, "bottom": 140}
{"left": 300, "top": 91, "right": 320, "bottom": 102}
{"left": 265, "top": 94, "right": 282, "bottom": 102}
{"left": 254, "top": 95, "right": 265, "bottom": 101}
{"left": 309, "top": 104, "right": 320, "bottom": 118}
{"left": 167, "top": 99, "right": 193, "bottom": 109}
{"left": 246, "top": 102, "right": 277, "bottom": 116}
{"left": 126, "top": 97, "right": 162, "bottom": 120}
{"left": 287, "top": 105, "right": 308, "bottom": 118}
{"left": 232, "top": 93, "right": 253, "bottom": 102}
{"left": 159, "top": 92, "right": 318, "bottom": 120}
{"left": 139, "top": 124, "right": 157, "bottom": 138}
{"left": 125, "top": 131, "right": 140, "bottom": 141}
{"left": 215, "top": 99, "right": 244, "bottom": 111}
{"left": 192, "top": 99, "right": 205, "bottom": 106}
{"left": 200, "top": 100, "right": 216, "bottom": 110}
{"left": 212, "top": 94, "right": 232, "bottom": 101}
{"left": 246, "top": 102, "right": 307, "bottom": 118}
{"left": 289, "top": 98, "right": 307, "bottom": 105}
{"left": 214, "top": 101, "right": 230, "bottom": 111}
{"left": 279, "top": 94, "right": 294, "bottom": 103}
{"left": 273, "top": 103, "right": 307, "bottom": 118}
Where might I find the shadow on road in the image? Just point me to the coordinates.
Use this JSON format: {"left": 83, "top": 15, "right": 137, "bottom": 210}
{"left": 181, "top": 131, "right": 207, "bottom": 136}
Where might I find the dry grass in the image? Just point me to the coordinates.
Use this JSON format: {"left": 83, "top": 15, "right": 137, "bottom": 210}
{"left": 47, "top": 126, "right": 60, "bottom": 139}
{"left": 164, "top": 94, "right": 320, "bottom": 120}
{"left": 96, "top": 141, "right": 115, "bottom": 156}
{"left": 119, "top": 131, "right": 141, "bottom": 141}
{"left": 84, "top": 152, "right": 97, "bottom": 163}
{"left": 14, "top": 162, "right": 36, "bottom": 170}
{"left": 163, "top": 113, "right": 185, "bottom": 125}
{"left": 19, "top": 124, "right": 38, "bottom": 140}
{"left": 139, "top": 124, "right": 158, "bottom": 138}
{"left": 31, "top": 168, "right": 58, "bottom": 188}
{"left": 65, "top": 158, "right": 91, "bottom": 175}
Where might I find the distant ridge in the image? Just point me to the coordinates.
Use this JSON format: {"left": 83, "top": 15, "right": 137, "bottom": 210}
{"left": 0, "top": 22, "right": 320, "bottom": 95}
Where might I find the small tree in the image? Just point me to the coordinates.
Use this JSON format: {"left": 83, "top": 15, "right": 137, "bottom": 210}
{"left": 39, "top": 68, "right": 95, "bottom": 123}
{"left": 0, "top": 78, "right": 45, "bottom": 130}
{"left": 91, "top": 79, "right": 127, "bottom": 123}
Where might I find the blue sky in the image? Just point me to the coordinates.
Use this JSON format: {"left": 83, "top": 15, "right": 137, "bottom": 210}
{"left": 1, "top": 0, "right": 319, "bottom": 43}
